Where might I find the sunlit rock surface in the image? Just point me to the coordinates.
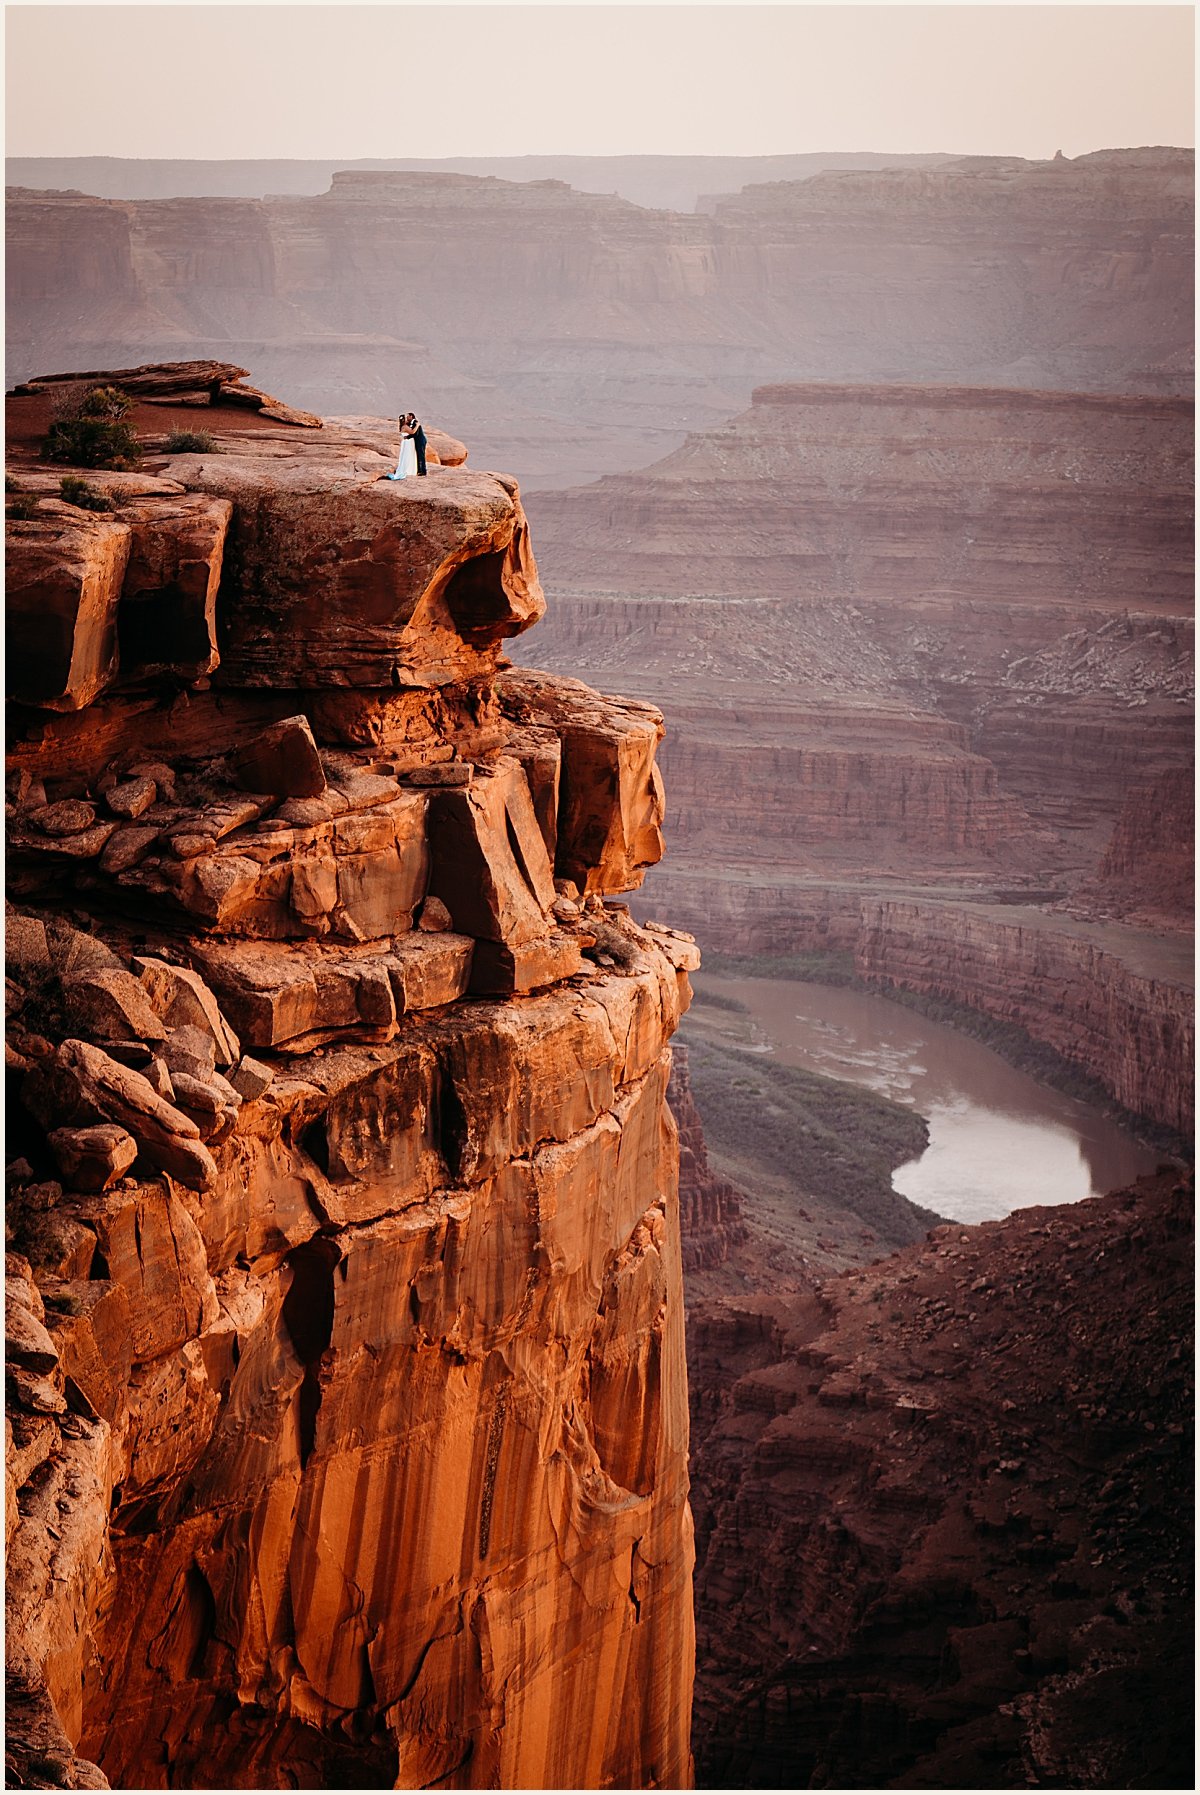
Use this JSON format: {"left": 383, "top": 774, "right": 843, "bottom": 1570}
{"left": 5, "top": 369, "right": 696, "bottom": 1790}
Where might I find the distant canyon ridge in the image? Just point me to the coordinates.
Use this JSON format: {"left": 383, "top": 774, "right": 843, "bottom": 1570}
{"left": 6, "top": 147, "right": 1194, "bottom": 488}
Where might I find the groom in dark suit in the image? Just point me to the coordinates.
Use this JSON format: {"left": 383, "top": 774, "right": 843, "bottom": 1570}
{"left": 412, "top": 416, "right": 428, "bottom": 476}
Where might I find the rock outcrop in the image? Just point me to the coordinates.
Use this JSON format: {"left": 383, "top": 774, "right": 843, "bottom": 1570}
{"left": 5, "top": 374, "right": 697, "bottom": 1789}
{"left": 668, "top": 1044, "right": 746, "bottom": 1275}
{"left": 1081, "top": 766, "right": 1194, "bottom": 931}
{"left": 12, "top": 361, "right": 324, "bottom": 428}
{"left": 689, "top": 1168, "right": 1193, "bottom": 1788}
{"left": 6, "top": 149, "right": 1192, "bottom": 487}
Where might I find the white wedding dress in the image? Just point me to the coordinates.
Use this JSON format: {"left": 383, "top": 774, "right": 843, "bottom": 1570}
{"left": 387, "top": 434, "right": 418, "bottom": 480}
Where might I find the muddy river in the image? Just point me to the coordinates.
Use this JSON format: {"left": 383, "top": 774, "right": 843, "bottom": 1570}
{"left": 689, "top": 974, "right": 1162, "bottom": 1223}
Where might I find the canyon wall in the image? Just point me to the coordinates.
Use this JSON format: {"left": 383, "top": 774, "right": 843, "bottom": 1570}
{"left": 6, "top": 148, "right": 1192, "bottom": 487}
{"left": 667, "top": 1045, "right": 746, "bottom": 1276}
{"left": 4, "top": 374, "right": 697, "bottom": 1789}
{"left": 520, "top": 380, "right": 1194, "bottom": 1135}
{"left": 856, "top": 901, "right": 1194, "bottom": 1137}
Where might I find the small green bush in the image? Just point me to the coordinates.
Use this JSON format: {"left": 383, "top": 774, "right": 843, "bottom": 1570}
{"left": 43, "top": 1291, "right": 84, "bottom": 1317}
{"left": 7, "top": 476, "right": 37, "bottom": 518}
{"left": 41, "top": 385, "right": 141, "bottom": 470}
{"left": 59, "top": 474, "right": 116, "bottom": 513}
{"left": 163, "top": 428, "right": 219, "bottom": 454}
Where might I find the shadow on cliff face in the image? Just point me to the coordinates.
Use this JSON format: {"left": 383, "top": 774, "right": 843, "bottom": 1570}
{"left": 282, "top": 1239, "right": 339, "bottom": 1467}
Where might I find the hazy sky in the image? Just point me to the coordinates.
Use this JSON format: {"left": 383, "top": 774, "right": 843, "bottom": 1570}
{"left": 5, "top": 4, "right": 1194, "bottom": 161}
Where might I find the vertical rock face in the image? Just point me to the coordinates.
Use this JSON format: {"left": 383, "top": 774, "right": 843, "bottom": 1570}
{"left": 4, "top": 375, "right": 697, "bottom": 1789}
{"left": 668, "top": 1045, "right": 746, "bottom": 1274}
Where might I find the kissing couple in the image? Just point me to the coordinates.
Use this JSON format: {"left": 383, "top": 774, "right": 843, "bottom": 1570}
{"left": 386, "top": 412, "right": 428, "bottom": 480}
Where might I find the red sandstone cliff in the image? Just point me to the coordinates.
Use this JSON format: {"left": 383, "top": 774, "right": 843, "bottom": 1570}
{"left": 6, "top": 150, "right": 1193, "bottom": 487}
{"left": 1080, "top": 766, "right": 1195, "bottom": 931}
{"left": 4, "top": 371, "right": 696, "bottom": 1788}
{"left": 668, "top": 1045, "right": 746, "bottom": 1276}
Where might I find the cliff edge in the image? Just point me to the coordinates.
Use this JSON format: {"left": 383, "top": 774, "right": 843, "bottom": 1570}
{"left": 4, "top": 367, "right": 696, "bottom": 1789}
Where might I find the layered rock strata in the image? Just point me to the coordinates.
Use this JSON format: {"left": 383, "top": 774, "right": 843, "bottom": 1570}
{"left": 689, "top": 1169, "right": 1193, "bottom": 1788}
{"left": 667, "top": 1045, "right": 746, "bottom": 1275}
{"left": 856, "top": 900, "right": 1194, "bottom": 1137}
{"left": 6, "top": 149, "right": 1192, "bottom": 486}
{"left": 1080, "top": 766, "right": 1194, "bottom": 931}
{"left": 520, "top": 380, "right": 1194, "bottom": 1137}
{"left": 4, "top": 376, "right": 697, "bottom": 1789}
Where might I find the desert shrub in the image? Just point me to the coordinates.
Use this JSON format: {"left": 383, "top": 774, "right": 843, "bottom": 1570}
{"left": 690, "top": 986, "right": 747, "bottom": 1014}
{"left": 163, "top": 428, "right": 219, "bottom": 454}
{"left": 41, "top": 385, "right": 141, "bottom": 469}
{"left": 6, "top": 478, "right": 38, "bottom": 519}
{"left": 59, "top": 474, "right": 116, "bottom": 513}
{"left": 42, "top": 1291, "right": 84, "bottom": 1316}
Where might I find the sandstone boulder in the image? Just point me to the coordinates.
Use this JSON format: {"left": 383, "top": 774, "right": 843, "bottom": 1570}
{"left": 6, "top": 910, "right": 51, "bottom": 974}
{"left": 25, "top": 1039, "right": 218, "bottom": 1192}
{"left": 5, "top": 1301, "right": 60, "bottom": 1375}
{"left": 497, "top": 669, "right": 666, "bottom": 894}
{"left": 47, "top": 1124, "right": 138, "bottom": 1193}
{"left": 161, "top": 1026, "right": 217, "bottom": 1080}
{"left": 60, "top": 968, "right": 168, "bottom": 1047}
{"left": 30, "top": 800, "right": 98, "bottom": 836}
{"left": 131, "top": 958, "right": 240, "bottom": 1065}
{"left": 232, "top": 713, "right": 326, "bottom": 799}
{"left": 228, "top": 1055, "right": 273, "bottom": 1100}
{"left": 104, "top": 775, "right": 156, "bottom": 819}
{"left": 7, "top": 509, "right": 131, "bottom": 710}
{"left": 426, "top": 757, "right": 556, "bottom": 945}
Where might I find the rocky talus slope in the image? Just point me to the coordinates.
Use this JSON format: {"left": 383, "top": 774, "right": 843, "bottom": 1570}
{"left": 6, "top": 148, "right": 1192, "bottom": 487}
{"left": 522, "top": 380, "right": 1194, "bottom": 1135}
{"left": 686, "top": 1168, "right": 1193, "bottom": 1788}
{"left": 4, "top": 371, "right": 697, "bottom": 1789}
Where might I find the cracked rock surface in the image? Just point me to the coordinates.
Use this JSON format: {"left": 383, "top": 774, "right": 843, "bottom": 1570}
{"left": 5, "top": 369, "right": 696, "bottom": 1790}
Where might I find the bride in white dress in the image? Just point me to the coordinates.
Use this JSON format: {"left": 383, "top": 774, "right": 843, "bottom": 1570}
{"left": 386, "top": 414, "right": 418, "bottom": 480}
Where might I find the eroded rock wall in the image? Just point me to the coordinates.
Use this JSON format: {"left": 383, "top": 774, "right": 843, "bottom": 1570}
{"left": 668, "top": 1044, "right": 746, "bottom": 1275}
{"left": 7, "top": 149, "right": 1193, "bottom": 486}
{"left": 520, "top": 379, "right": 1193, "bottom": 1139}
{"left": 857, "top": 900, "right": 1194, "bottom": 1137}
{"left": 5, "top": 378, "right": 696, "bottom": 1789}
